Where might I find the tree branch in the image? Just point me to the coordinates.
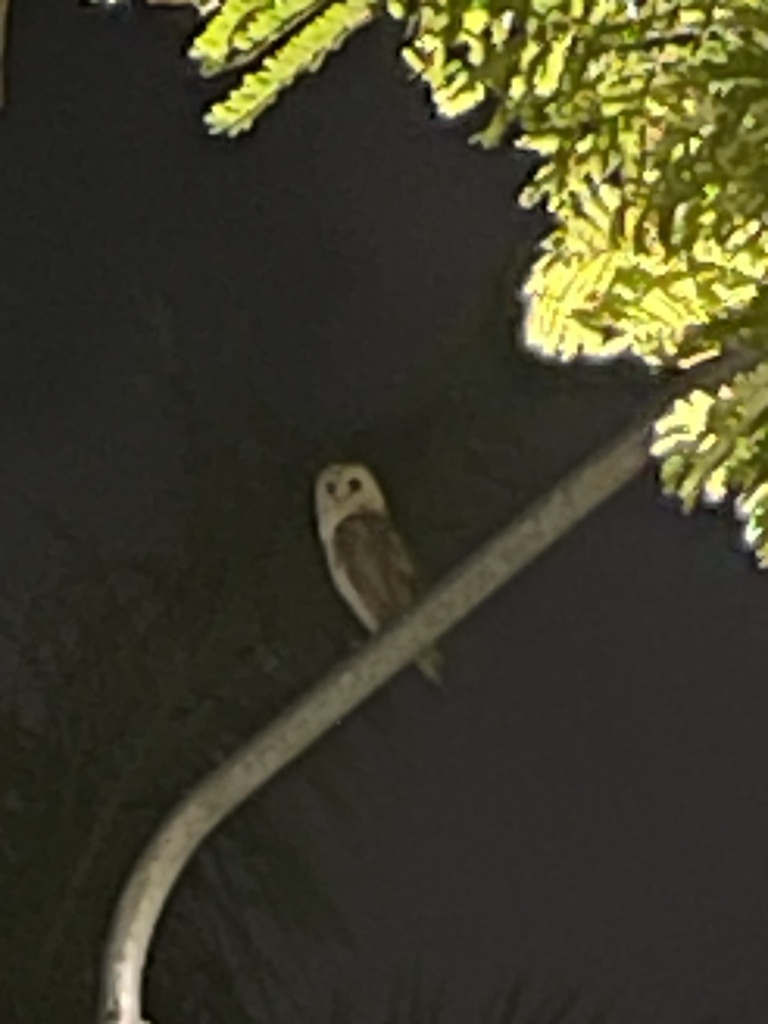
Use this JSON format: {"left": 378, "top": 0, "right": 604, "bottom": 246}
{"left": 97, "top": 345, "right": 761, "bottom": 1024}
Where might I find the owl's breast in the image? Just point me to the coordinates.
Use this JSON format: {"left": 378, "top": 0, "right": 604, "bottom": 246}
{"left": 327, "top": 536, "right": 379, "bottom": 633}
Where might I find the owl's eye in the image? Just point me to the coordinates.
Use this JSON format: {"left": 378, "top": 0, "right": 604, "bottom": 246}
{"left": 325, "top": 481, "right": 337, "bottom": 496}
{"left": 348, "top": 477, "right": 362, "bottom": 493}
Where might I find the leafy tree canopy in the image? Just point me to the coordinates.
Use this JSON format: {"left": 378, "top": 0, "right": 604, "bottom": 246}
{"left": 121, "top": 0, "right": 768, "bottom": 565}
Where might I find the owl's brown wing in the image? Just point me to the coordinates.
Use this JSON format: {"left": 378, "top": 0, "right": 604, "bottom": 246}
{"left": 331, "top": 511, "right": 424, "bottom": 629}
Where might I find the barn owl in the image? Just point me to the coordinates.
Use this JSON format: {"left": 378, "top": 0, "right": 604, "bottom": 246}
{"left": 314, "top": 462, "right": 443, "bottom": 684}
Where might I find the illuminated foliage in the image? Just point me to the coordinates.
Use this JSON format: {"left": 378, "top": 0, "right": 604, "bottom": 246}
{"left": 653, "top": 355, "right": 768, "bottom": 564}
{"left": 191, "top": 0, "right": 380, "bottom": 135}
{"left": 102, "top": 0, "right": 768, "bottom": 562}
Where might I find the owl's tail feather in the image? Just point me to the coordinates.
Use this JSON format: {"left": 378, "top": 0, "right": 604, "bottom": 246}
{"left": 416, "top": 647, "right": 444, "bottom": 686}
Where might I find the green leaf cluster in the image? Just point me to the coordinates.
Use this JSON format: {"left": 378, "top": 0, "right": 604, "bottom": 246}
{"left": 394, "top": 0, "right": 768, "bottom": 565}
{"left": 653, "top": 359, "right": 768, "bottom": 564}
{"left": 189, "top": 0, "right": 380, "bottom": 136}
{"left": 142, "top": 0, "right": 768, "bottom": 553}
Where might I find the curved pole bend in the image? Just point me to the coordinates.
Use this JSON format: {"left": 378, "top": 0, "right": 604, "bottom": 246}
{"left": 98, "top": 347, "right": 759, "bottom": 1024}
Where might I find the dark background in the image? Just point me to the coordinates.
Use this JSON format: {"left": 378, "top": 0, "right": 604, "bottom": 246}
{"left": 2, "top": 3, "right": 768, "bottom": 1024}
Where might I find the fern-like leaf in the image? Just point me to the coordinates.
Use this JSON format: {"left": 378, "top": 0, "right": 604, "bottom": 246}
{"left": 203, "top": 0, "right": 378, "bottom": 135}
{"left": 652, "top": 362, "right": 768, "bottom": 563}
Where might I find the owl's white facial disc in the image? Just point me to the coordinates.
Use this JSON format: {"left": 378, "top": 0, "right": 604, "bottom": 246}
{"left": 315, "top": 462, "right": 388, "bottom": 542}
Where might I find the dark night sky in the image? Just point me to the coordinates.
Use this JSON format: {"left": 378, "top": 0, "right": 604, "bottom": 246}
{"left": 3, "top": 3, "right": 768, "bottom": 1024}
